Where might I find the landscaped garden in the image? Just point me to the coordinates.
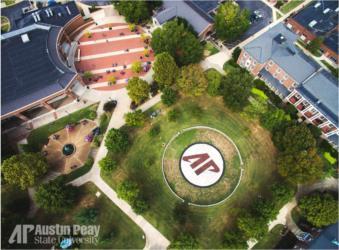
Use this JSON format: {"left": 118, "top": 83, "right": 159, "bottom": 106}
{"left": 279, "top": 0, "right": 305, "bottom": 14}
{"left": 102, "top": 95, "right": 279, "bottom": 247}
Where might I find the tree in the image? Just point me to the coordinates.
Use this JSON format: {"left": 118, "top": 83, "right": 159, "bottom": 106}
{"left": 306, "top": 37, "right": 324, "bottom": 55}
{"left": 161, "top": 87, "right": 178, "bottom": 106}
{"left": 131, "top": 61, "right": 142, "bottom": 73}
{"left": 214, "top": 2, "right": 250, "bottom": 42}
{"left": 253, "top": 197, "right": 279, "bottom": 221}
{"left": 116, "top": 180, "right": 139, "bottom": 203}
{"left": 126, "top": 77, "right": 150, "bottom": 104}
{"left": 237, "top": 212, "right": 268, "bottom": 239}
{"left": 170, "top": 233, "right": 198, "bottom": 249}
{"left": 151, "top": 20, "right": 203, "bottom": 66}
{"left": 167, "top": 108, "right": 180, "bottom": 122}
{"left": 232, "top": 47, "right": 242, "bottom": 61}
{"left": 220, "top": 67, "right": 253, "bottom": 111}
{"left": 99, "top": 156, "right": 117, "bottom": 173}
{"left": 108, "top": 76, "right": 116, "bottom": 85}
{"left": 277, "top": 148, "right": 323, "bottom": 184}
{"left": 2, "top": 153, "right": 47, "bottom": 189}
{"left": 271, "top": 183, "right": 295, "bottom": 206}
{"left": 205, "top": 69, "right": 222, "bottom": 96}
{"left": 103, "top": 100, "right": 117, "bottom": 113}
{"left": 125, "top": 110, "right": 146, "bottom": 127}
{"left": 223, "top": 230, "right": 247, "bottom": 249}
{"left": 74, "top": 208, "right": 98, "bottom": 224}
{"left": 153, "top": 52, "right": 179, "bottom": 88}
{"left": 112, "top": 0, "right": 160, "bottom": 24}
{"left": 177, "top": 64, "right": 207, "bottom": 96}
{"left": 299, "top": 193, "right": 338, "bottom": 227}
{"left": 149, "top": 124, "right": 160, "bottom": 137}
{"left": 260, "top": 108, "right": 288, "bottom": 131}
{"left": 274, "top": 124, "right": 316, "bottom": 153}
{"left": 35, "top": 179, "right": 77, "bottom": 212}
{"left": 105, "top": 128, "right": 129, "bottom": 153}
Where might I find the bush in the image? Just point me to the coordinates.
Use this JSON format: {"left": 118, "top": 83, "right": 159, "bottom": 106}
{"left": 125, "top": 110, "right": 146, "bottom": 127}
{"left": 103, "top": 101, "right": 117, "bottom": 113}
{"left": 149, "top": 124, "right": 160, "bottom": 137}
{"left": 232, "top": 47, "right": 242, "bottom": 61}
{"left": 161, "top": 87, "right": 178, "bottom": 106}
{"left": 150, "top": 82, "right": 159, "bottom": 96}
{"left": 168, "top": 109, "right": 180, "bottom": 122}
{"left": 99, "top": 156, "right": 117, "bottom": 174}
{"left": 99, "top": 113, "right": 111, "bottom": 132}
{"left": 83, "top": 71, "right": 93, "bottom": 79}
{"left": 131, "top": 61, "right": 142, "bottom": 73}
{"left": 105, "top": 128, "right": 129, "bottom": 153}
{"left": 88, "top": 110, "right": 97, "bottom": 120}
{"left": 92, "top": 134, "right": 103, "bottom": 147}
{"left": 205, "top": 69, "right": 222, "bottom": 96}
{"left": 108, "top": 76, "right": 116, "bottom": 85}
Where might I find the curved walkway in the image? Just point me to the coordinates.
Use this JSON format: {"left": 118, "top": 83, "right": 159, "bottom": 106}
{"left": 70, "top": 92, "right": 169, "bottom": 250}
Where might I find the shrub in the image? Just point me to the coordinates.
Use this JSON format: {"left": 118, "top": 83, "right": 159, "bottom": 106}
{"left": 131, "top": 61, "right": 142, "bottom": 73}
{"left": 99, "top": 156, "right": 117, "bottom": 173}
{"left": 128, "top": 23, "right": 136, "bottom": 31}
{"left": 92, "top": 134, "right": 103, "bottom": 147}
{"left": 85, "top": 30, "right": 92, "bottom": 38}
{"left": 88, "top": 110, "right": 97, "bottom": 120}
{"left": 74, "top": 208, "right": 98, "bottom": 224}
{"left": 161, "top": 87, "right": 178, "bottom": 106}
{"left": 105, "top": 128, "right": 129, "bottom": 153}
{"left": 205, "top": 69, "right": 222, "bottom": 96}
{"left": 232, "top": 47, "right": 242, "bottom": 61}
{"left": 99, "top": 113, "right": 110, "bottom": 132}
{"left": 83, "top": 71, "right": 93, "bottom": 80}
{"left": 149, "top": 124, "right": 160, "bottom": 137}
{"left": 103, "top": 101, "right": 117, "bottom": 113}
{"left": 125, "top": 110, "right": 146, "bottom": 127}
{"left": 108, "top": 76, "right": 116, "bottom": 85}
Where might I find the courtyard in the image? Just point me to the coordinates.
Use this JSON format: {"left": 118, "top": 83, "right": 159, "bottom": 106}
{"left": 75, "top": 22, "right": 154, "bottom": 91}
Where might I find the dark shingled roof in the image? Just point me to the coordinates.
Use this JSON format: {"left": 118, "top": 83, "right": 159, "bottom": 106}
{"left": 291, "top": 0, "right": 338, "bottom": 55}
{"left": 2, "top": 1, "right": 80, "bottom": 31}
{"left": 80, "top": 0, "right": 112, "bottom": 6}
{"left": 1, "top": 26, "right": 76, "bottom": 116}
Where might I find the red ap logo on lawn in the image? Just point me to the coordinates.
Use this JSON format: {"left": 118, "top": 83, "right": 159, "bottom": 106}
{"left": 180, "top": 143, "right": 224, "bottom": 187}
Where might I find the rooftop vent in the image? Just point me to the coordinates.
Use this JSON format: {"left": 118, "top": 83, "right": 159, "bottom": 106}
{"left": 21, "top": 34, "right": 30, "bottom": 43}
{"left": 274, "top": 33, "right": 286, "bottom": 44}
{"left": 314, "top": 2, "right": 321, "bottom": 8}
{"left": 336, "top": 7, "right": 339, "bottom": 12}
{"left": 66, "top": 6, "right": 71, "bottom": 15}
{"left": 323, "top": 8, "right": 330, "bottom": 14}
{"left": 308, "top": 20, "right": 317, "bottom": 28}
{"left": 316, "top": 100, "right": 321, "bottom": 104}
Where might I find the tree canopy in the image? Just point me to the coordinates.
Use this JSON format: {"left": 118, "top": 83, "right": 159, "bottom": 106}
{"left": 125, "top": 109, "right": 146, "bottom": 127}
{"left": 105, "top": 128, "right": 129, "bottom": 153}
{"left": 35, "top": 179, "right": 77, "bottom": 212}
{"left": 214, "top": 2, "right": 250, "bottom": 42}
{"left": 223, "top": 230, "right": 247, "bottom": 249}
{"left": 237, "top": 212, "right": 268, "bottom": 239}
{"left": 177, "top": 64, "right": 208, "bottom": 96}
{"left": 277, "top": 148, "right": 323, "bottom": 184}
{"left": 220, "top": 67, "right": 253, "bottom": 111}
{"left": 99, "top": 156, "right": 117, "bottom": 174}
{"left": 170, "top": 233, "right": 198, "bottom": 249}
{"left": 113, "top": 0, "right": 161, "bottom": 24}
{"left": 205, "top": 69, "right": 223, "bottom": 96}
{"left": 151, "top": 19, "right": 203, "bottom": 66}
{"left": 153, "top": 52, "right": 179, "bottom": 88}
{"left": 126, "top": 77, "right": 150, "bottom": 104}
{"left": 299, "top": 192, "right": 338, "bottom": 227}
{"left": 2, "top": 153, "right": 47, "bottom": 189}
{"left": 161, "top": 87, "right": 178, "bottom": 106}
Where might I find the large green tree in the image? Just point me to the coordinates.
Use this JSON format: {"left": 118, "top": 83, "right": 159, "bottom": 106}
{"left": 113, "top": 0, "right": 161, "bottom": 24}
{"left": 105, "top": 128, "right": 129, "bottom": 153}
{"left": 260, "top": 108, "right": 288, "bottom": 131}
{"left": 125, "top": 110, "right": 146, "bottom": 127}
{"left": 151, "top": 20, "right": 203, "bottom": 66}
{"left": 153, "top": 52, "right": 179, "bottom": 88}
{"left": 205, "top": 69, "right": 223, "bottom": 96}
{"left": 273, "top": 124, "right": 317, "bottom": 153}
{"left": 2, "top": 153, "right": 47, "bottom": 189}
{"left": 170, "top": 233, "right": 198, "bottom": 249}
{"left": 177, "top": 64, "right": 208, "bottom": 96}
{"left": 214, "top": 1, "right": 250, "bottom": 42}
{"left": 161, "top": 87, "right": 178, "bottom": 106}
{"left": 126, "top": 77, "right": 150, "bottom": 104}
{"left": 223, "top": 230, "right": 247, "bottom": 249}
{"left": 299, "top": 193, "right": 338, "bottom": 227}
{"left": 35, "top": 179, "right": 77, "bottom": 212}
{"left": 237, "top": 212, "right": 268, "bottom": 239}
{"left": 220, "top": 67, "right": 253, "bottom": 111}
{"left": 277, "top": 148, "right": 323, "bottom": 184}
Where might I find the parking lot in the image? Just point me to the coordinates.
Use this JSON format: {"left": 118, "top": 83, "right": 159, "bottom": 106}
{"left": 224, "top": 0, "right": 273, "bottom": 48}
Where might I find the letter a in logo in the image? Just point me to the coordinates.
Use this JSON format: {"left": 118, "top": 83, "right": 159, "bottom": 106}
{"left": 182, "top": 153, "right": 220, "bottom": 175}
{"left": 9, "top": 225, "right": 34, "bottom": 244}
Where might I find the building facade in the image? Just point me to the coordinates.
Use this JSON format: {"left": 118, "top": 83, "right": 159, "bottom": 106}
{"left": 238, "top": 23, "right": 339, "bottom": 148}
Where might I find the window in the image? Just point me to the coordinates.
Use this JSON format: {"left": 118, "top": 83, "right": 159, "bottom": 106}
{"left": 273, "top": 73, "right": 278, "bottom": 78}
{"left": 292, "top": 82, "right": 298, "bottom": 88}
{"left": 276, "top": 68, "right": 281, "bottom": 73}
{"left": 300, "top": 35, "right": 306, "bottom": 41}
{"left": 283, "top": 74, "right": 288, "bottom": 80}
{"left": 279, "top": 79, "right": 284, "bottom": 84}
{"left": 288, "top": 87, "right": 294, "bottom": 91}
{"left": 244, "top": 52, "right": 248, "bottom": 58}
{"left": 268, "top": 60, "right": 273, "bottom": 66}
{"left": 252, "top": 61, "right": 257, "bottom": 66}
{"left": 265, "top": 65, "right": 269, "bottom": 71}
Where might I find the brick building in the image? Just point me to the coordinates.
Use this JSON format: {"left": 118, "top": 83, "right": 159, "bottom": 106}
{"left": 238, "top": 23, "right": 339, "bottom": 149}
{"left": 286, "top": 0, "right": 338, "bottom": 64}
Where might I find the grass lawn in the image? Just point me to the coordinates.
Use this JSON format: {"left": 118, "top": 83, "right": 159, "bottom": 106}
{"left": 102, "top": 96, "right": 278, "bottom": 247}
{"left": 280, "top": 0, "right": 304, "bottom": 14}
{"left": 253, "top": 224, "right": 284, "bottom": 249}
{"left": 251, "top": 87, "right": 269, "bottom": 100}
{"left": 25, "top": 104, "right": 98, "bottom": 152}
{"left": 24, "top": 183, "right": 145, "bottom": 249}
{"left": 276, "top": 11, "right": 283, "bottom": 20}
{"left": 204, "top": 41, "right": 220, "bottom": 57}
{"left": 321, "top": 60, "right": 339, "bottom": 78}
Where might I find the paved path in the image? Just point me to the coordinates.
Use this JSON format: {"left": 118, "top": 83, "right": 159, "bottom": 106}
{"left": 70, "top": 93, "right": 169, "bottom": 250}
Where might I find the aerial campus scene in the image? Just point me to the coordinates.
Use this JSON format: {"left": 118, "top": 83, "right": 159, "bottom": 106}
{"left": 1, "top": 0, "right": 338, "bottom": 249}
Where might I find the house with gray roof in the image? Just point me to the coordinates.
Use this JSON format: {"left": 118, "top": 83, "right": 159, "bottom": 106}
{"left": 238, "top": 23, "right": 339, "bottom": 149}
{"left": 152, "top": 0, "right": 218, "bottom": 39}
